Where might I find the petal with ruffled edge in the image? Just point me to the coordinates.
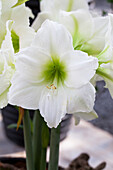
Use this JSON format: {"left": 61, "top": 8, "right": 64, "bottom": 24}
{"left": 8, "top": 72, "right": 44, "bottom": 110}
{"left": 66, "top": 83, "right": 96, "bottom": 113}
{"left": 39, "top": 86, "right": 67, "bottom": 128}
{"left": 0, "top": 63, "right": 14, "bottom": 109}
{"left": 1, "top": 20, "right": 15, "bottom": 67}
{"left": 0, "top": 87, "right": 10, "bottom": 108}
{"left": 74, "top": 110, "right": 98, "bottom": 125}
{"left": 62, "top": 50, "right": 98, "bottom": 88}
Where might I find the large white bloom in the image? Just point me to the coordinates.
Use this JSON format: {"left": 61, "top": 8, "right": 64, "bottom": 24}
{"left": 0, "top": 0, "right": 36, "bottom": 108}
{"left": 33, "top": 8, "right": 108, "bottom": 56}
{"left": 9, "top": 20, "right": 98, "bottom": 128}
{"left": 0, "top": 20, "right": 15, "bottom": 108}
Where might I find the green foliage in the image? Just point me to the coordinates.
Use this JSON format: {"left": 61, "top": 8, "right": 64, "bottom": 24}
{"left": 8, "top": 123, "right": 23, "bottom": 129}
{"left": 41, "top": 122, "right": 49, "bottom": 148}
{"left": 12, "top": 0, "right": 29, "bottom": 8}
{"left": 11, "top": 30, "right": 19, "bottom": 53}
{"left": 107, "top": 0, "right": 113, "bottom": 3}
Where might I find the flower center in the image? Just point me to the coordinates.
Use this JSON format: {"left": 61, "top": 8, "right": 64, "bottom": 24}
{"left": 41, "top": 56, "right": 67, "bottom": 86}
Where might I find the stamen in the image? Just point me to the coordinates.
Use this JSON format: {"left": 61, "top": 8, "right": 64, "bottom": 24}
{"left": 47, "top": 84, "right": 57, "bottom": 90}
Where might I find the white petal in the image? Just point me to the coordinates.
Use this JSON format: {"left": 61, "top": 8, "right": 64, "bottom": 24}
{"left": 39, "top": 86, "right": 67, "bottom": 128}
{"left": 32, "top": 20, "right": 73, "bottom": 56}
{"left": 10, "top": 4, "right": 35, "bottom": 48}
{"left": 59, "top": 10, "right": 93, "bottom": 48}
{"left": 8, "top": 72, "right": 44, "bottom": 109}
{"left": 97, "top": 14, "right": 113, "bottom": 62}
{"left": 66, "top": 83, "right": 96, "bottom": 113}
{"left": 74, "top": 110, "right": 98, "bottom": 122}
{"left": 41, "top": 0, "right": 88, "bottom": 12}
{"left": 14, "top": 26, "right": 36, "bottom": 49}
{"left": 32, "top": 12, "right": 54, "bottom": 31}
{"left": 1, "top": 0, "right": 17, "bottom": 22}
{"left": 11, "top": 4, "right": 33, "bottom": 27}
{"left": 15, "top": 47, "right": 51, "bottom": 83}
{"left": 0, "top": 20, "right": 6, "bottom": 47}
{"left": 0, "top": 61, "right": 14, "bottom": 109}
{"left": 1, "top": 20, "right": 14, "bottom": 66}
{"left": 0, "top": 87, "right": 9, "bottom": 108}
{"left": 82, "top": 16, "right": 109, "bottom": 55}
{"left": 71, "top": 0, "right": 89, "bottom": 11}
{"left": 0, "top": 68, "right": 13, "bottom": 94}
{"left": 62, "top": 50, "right": 98, "bottom": 88}
{"left": 0, "top": 1, "right": 2, "bottom": 15}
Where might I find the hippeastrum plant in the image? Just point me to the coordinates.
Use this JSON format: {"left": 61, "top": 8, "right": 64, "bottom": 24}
{"left": 8, "top": 20, "right": 98, "bottom": 170}
{"left": 0, "top": 0, "right": 113, "bottom": 170}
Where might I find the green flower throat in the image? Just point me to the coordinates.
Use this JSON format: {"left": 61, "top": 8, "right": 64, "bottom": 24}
{"left": 41, "top": 57, "right": 67, "bottom": 86}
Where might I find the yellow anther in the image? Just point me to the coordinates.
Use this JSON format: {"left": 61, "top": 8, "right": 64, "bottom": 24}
{"left": 47, "top": 84, "right": 57, "bottom": 90}
{"left": 47, "top": 86, "right": 51, "bottom": 89}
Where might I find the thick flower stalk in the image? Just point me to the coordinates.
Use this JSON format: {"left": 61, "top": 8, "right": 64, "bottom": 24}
{"left": 9, "top": 20, "right": 98, "bottom": 128}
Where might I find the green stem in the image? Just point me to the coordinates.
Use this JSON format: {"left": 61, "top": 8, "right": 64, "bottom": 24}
{"left": 48, "top": 124, "right": 61, "bottom": 170}
{"left": 96, "top": 67, "right": 113, "bottom": 82}
{"left": 40, "top": 148, "right": 47, "bottom": 170}
{"left": 23, "top": 110, "right": 34, "bottom": 170}
{"left": 33, "top": 110, "right": 43, "bottom": 170}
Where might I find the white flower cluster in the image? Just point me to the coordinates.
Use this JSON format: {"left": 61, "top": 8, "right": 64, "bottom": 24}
{"left": 0, "top": 0, "right": 35, "bottom": 108}
{"left": 1, "top": 0, "right": 113, "bottom": 128}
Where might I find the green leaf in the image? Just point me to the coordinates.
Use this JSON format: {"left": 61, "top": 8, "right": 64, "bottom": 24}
{"left": 12, "top": 0, "right": 29, "bottom": 8}
{"left": 107, "top": 0, "right": 113, "bottom": 3}
{"left": 8, "top": 124, "right": 23, "bottom": 129}
{"left": 41, "top": 122, "right": 49, "bottom": 148}
{"left": 30, "top": 119, "right": 33, "bottom": 135}
{"left": 11, "top": 30, "right": 19, "bottom": 53}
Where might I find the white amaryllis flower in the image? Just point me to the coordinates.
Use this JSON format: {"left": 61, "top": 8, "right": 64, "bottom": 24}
{"left": 0, "top": 20, "right": 15, "bottom": 108}
{"left": 33, "top": 8, "right": 108, "bottom": 56}
{"left": 9, "top": 20, "right": 98, "bottom": 128}
{"left": 95, "top": 14, "right": 113, "bottom": 98}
